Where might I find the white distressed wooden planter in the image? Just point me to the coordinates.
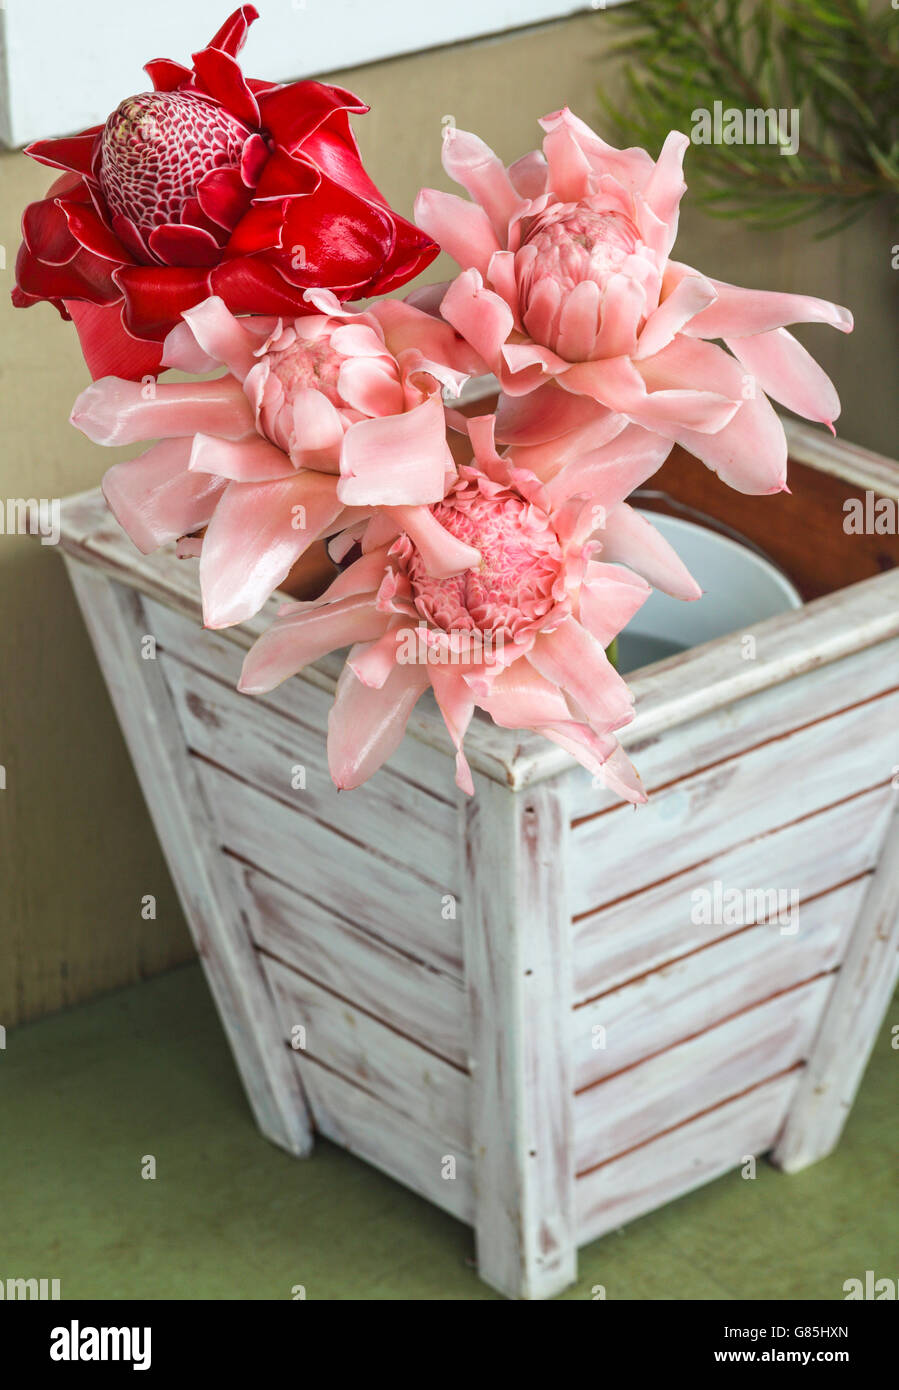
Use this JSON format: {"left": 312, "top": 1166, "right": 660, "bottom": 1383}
{"left": 57, "top": 420, "right": 899, "bottom": 1299}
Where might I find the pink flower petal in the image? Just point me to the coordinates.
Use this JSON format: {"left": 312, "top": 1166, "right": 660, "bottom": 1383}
{"left": 561, "top": 354, "right": 738, "bottom": 436}
{"left": 200, "top": 470, "right": 343, "bottom": 628}
{"left": 288, "top": 389, "right": 345, "bottom": 471}
{"left": 101, "top": 438, "right": 225, "bottom": 554}
{"left": 386, "top": 504, "right": 481, "bottom": 578}
{"left": 239, "top": 593, "right": 389, "bottom": 693}
{"left": 441, "top": 127, "right": 522, "bottom": 242}
{"left": 414, "top": 188, "right": 502, "bottom": 276}
{"left": 538, "top": 108, "right": 655, "bottom": 193}
{"left": 578, "top": 562, "right": 651, "bottom": 647}
{"left": 725, "top": 328, "right": 840, "bottom": 430}
{"left": 556, "top": 280, "right": 601, "bottom": 362}
{"left": 180, "top": 296, "right": 259, "bottom": 380}
{"left": 70, "top": 376, "right": 255, "bottom": 445}
{"left": 542, "top": 119, "right": 593, "bottom": 202}
{"left": 599, "top": 502, "right": 702, "bottom": 600}
{"left": 371, "top": 296, "right": 486, "bottom": 375}
{"left": 638, "top": 336, "right": 788, "bottom": 494}
{"left": 529, "top": 616, "right": 635, "bottom": 732}
{"left": 545, "top": 424, "right": 673, "bottom": 509}
{"left": 429, "top": 665, "right": 476, "bottom": 794}
{"left": 327, "top": 660, "right": 431, "bottom": 789}
{"left": 189, "top": 432, "right": 295, "bottom": 482}
{"left": 592, "top": 274, "right": 645, "bottom": 358}
{"left": 677, "top": 264, "right": 854, "bottom": 338}
{"left": 507, "top": 150, "right": 549, "bottom": 199}
{"left": 440, "top": 269, "right": 514, "bottom": 374}
{"left": 337, "top": 354, "right": 405, "bottom": 418}
{"left": 337, "top": 391, "right": 448, "bottom": 507}
{"left": 477, "top": 661, "right": 573, "bottom": 727}
{"left": 635, "top": 272, "right": 718, "bottom": 360}
{"left": 640, "top": 131, "right": 689, "bottom": 259}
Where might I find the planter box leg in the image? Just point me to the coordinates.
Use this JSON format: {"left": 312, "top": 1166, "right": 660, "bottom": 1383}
{"left": 64, "top": 559, "right": 314, "bottom": 1158}
{"left": 462, "top": 775, "right": 577, "bottom": 1300}
{"left": 772, "top": 799, "right": 899, "bottom": 1173}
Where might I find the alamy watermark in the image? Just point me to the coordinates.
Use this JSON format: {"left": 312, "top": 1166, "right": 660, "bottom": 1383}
{"left": 691, "top": 101, "right": 799, "bottom": 157}
{"left": 843, "top": 491, "right": 897, "bottom": 535}
{"left": 0, "top": 497, "right": 60, "bottom": 546}
{"left": 691, "top": 880, "right": 799, "bottom": 935}
{"left": 396, "top": 623, "right": 504, "bottom": 667}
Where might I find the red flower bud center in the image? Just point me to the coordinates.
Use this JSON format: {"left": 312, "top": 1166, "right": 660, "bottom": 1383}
{"left": 408, "top": 482, "right": 564, "bottom": 638}
{"left": 99, "top": 91, "right": 251, "bottom": 250}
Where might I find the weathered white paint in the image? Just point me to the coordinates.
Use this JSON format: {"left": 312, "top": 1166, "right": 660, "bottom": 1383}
{"left": 462, "top": 775, "right": 576, "bottom": 1300}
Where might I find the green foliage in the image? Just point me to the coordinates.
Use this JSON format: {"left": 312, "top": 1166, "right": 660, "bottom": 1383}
{"left": 599, "top": 0, "right": 899, "bottom": 234}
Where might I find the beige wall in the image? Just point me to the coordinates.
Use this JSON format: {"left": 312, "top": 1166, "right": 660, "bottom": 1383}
{"left": 2, "top": 13, "right": 896, "bottom": 1026}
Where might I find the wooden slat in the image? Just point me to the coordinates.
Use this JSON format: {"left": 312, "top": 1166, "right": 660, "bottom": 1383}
{"left": 569, "top": 634, "right": 899, "bottom": 822}
{"left": 569, "top": 686, "right": 899, "bottom": 917}
{"left": 576, "top": 1071, "right": 799, "bottom": 1245}
{"left": 573, "top": 783, "right": 892, "bottom": 1001}
{"left": 193, "top": 757, "right": 464, "bottom": 979}
{"left": 162, "top": 653, "right": 459, "bottom": 884}
{"left": 239, "top": 861, "right": 465, "bottom": 1067}
{"left": 296, "top": 1056, "right": 474, "bottom": 1225}
{"left": 773, "top": 799, "right": 899, "bottom": 1172}
{"left": 264, "top": 955, "right": 470, "bottom": 1150}
{"left": 63, "top": 560, "right": 314, "bottom": 1157}
{"left": 144, "top": 595, "right": 459, "bottom": 805}
{"left": 463, "top": 775, "right": 577, "bottom": 1300}
{"left": 574, "top": 978, "right": 831, "bottom": 1174}
{"left": 572, "top": 877, "right": 864, "bottom": 1091}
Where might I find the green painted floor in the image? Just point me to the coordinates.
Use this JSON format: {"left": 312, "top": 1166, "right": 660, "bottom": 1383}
{"left": 3, "top": 964, "right": 897, "bottom": 1301}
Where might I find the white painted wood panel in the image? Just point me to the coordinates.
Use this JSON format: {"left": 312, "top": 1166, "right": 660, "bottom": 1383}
{"left": 574, "top": 978, "right": 831, "bottom": 1173}
{"left": 463, "top": 775, "right": 577, "bottom": 1300}
{"left": 568, "top": 634, "right": 899, "bottom": 822}
{"left": 573, "top": 783, "right": 892, "bottom": 1001}
{"left": 265, "top": 954, "right": 470, "bottom": 1149}
{"left": 143, "top": 595, "right": 459, "bottom": 804}
{"left": 64, "top": 560, "right": 315, "bottom": 1157}
{"left": 240, "top": 861, "right": 465, "bottom": 1066}
{"left": 576, "top": 1072, "right": 799, "bottom": 1245}
{"left": 162, "top": 653, "right": 459, "bottom": 883}
{"left": 572, "top": 877, "right": 863, "bottom": 1091}
{"left": 773, "top": 799, "right": 899, "bottom": 1172}
{"left": 297, "top": 1055, "right": 475, "bottom": 1226}
{"left": 193, "top": 756, "right": 464, "bottom": 978}
{"left": 569, "top": 686, "right": 899, "bottom": 917}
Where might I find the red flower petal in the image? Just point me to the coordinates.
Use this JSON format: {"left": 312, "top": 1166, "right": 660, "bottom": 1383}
{"left": 224, "top": 200, "right": 289, "bottom": 256}
{"left": 258, "top": 81, "right": 368, "bottom": 152}
{"left": 276, "top": 175, "right": 394, "bottom": 290}
{"left": 143, "top": 58, "right": 192, "bottom": 91}
{"left": 196, "top": 167, "right": 254, "bottom": 230}
{"left": 148, "top": 223, "right": 224, "bottom": 267}
{"left": 206, "top": 5, "right": 259, "bottom": 59}
{"left": 24, "top": 129, "right": 102, "bottom": 179}
{"left": 181, "top": 196, "right": 230, "bottom": 242}
{"left": 110, "top": 213, "right": 154, "bottom": 264}
{"left": 252, "top": 146, "right": 320, "bottom": 200}
{"left": 191, "top": 45, "right": 260, "bottom": 129}
{"left": 240, "top": 132, "right": 269, "bottom": 188}
{"left": 366, "top": 215, "right": 439, "bottom": 296}
{"left": 21, "top": 194, "right": 80, "bottom": 265}
{"left": 15, "top": 239, "right": 119, "bottom": 303}
{"left": 66, "top": 299, "right": 165, "bottom": 381}
{"left": 211, "top": 255, "right": 316, "bottom": 317}
{"left": 115, "top": 264, "right": 213, "bottom": 338}
{"left": 59, "top": 199, "right": 131, "bottom": 263}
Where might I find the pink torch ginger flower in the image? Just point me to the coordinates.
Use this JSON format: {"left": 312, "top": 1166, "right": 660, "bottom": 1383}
{"left": 239, "top": 415, "right": 700, "bottom": 799}
{"left": 415, "top": 109, "right": 853, "bottom": 495}
{"left": 69, "top": 289, "right": 483, "bottom": 627}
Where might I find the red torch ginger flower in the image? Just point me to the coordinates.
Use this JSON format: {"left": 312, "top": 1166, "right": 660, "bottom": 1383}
{"left": 415, "top": 108, "right": 853, "bottom": 495}
{"left": 13, "top": 7, "right": 437, "bottom": 380}
{"left": 238, "top": 416, "right": 699, "bottom": 799}
{"left": 69, "top": 290, "right": 482, "bottom": 628}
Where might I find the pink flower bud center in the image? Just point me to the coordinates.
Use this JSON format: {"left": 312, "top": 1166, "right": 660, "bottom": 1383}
{"left": 519, "top": 204, "right": 641, "bottom": 306}
{"left": 267, "top": 336, "right": 344, "bottom": 407}
{"left": 408, "top": 482, "right": 564, "bottom": 639}
{"left": 99, "top": 91, "right": 251, "bottom": 248}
